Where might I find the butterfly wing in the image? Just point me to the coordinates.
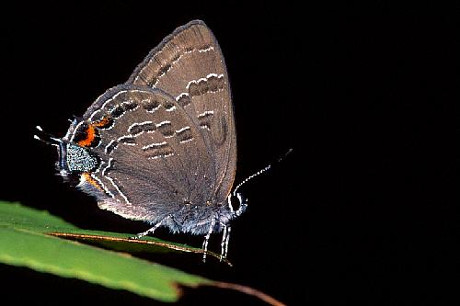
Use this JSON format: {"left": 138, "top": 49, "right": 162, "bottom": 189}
{"left": 77, "top": 85, "right": 216, "bottom": 224}
{"left": 128, "top": 20, "right": 236, "bottom": 204}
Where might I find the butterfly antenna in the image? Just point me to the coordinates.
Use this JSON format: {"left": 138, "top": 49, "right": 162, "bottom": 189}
{"left": 232, "top": 148, "right": 293, "bottom": 196}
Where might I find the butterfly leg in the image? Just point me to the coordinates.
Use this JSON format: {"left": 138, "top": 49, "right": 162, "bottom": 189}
{"left": 202, "top": 217, "right": 217, "bottom": 262}
{"left": 130, "top": 214, "right": 171, "bottom": 239}
{"left": 220, "top": 224, "right": 231, "bottom": 260}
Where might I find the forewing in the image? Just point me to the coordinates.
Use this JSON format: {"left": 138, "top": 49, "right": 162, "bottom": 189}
{"left": 128, "top": 20, "right": 236, "bottom": 203}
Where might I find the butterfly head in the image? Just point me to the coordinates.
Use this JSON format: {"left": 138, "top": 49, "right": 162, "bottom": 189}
{"left": 34, "top": 124, "right": 99, "bottom": 183}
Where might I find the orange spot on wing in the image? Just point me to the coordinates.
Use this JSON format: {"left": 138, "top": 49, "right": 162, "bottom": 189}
{"left": 77, "top": 124, "right": 96, "bottom": 147}
{"left": 93, "top": 116, "right": 112, "bottom": 128}
{"left": 82, "top": 172, "right": 103, "bottom": 191}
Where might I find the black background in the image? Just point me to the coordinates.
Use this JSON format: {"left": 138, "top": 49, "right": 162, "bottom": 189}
{"left": 0, "top": 2, "right": 455, "bottom": 305}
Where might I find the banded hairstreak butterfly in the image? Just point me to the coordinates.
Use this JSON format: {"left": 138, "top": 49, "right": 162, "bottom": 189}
{"left": 35, "top": 20, "right": 247, "bottom": 261}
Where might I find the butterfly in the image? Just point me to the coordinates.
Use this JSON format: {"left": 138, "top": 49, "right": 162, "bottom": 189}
{"left": 35, "top": 20, "right": 247, "bottom": 261}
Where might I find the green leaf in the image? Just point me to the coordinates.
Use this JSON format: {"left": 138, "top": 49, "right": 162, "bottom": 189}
{"left": 0, "top": 201, "right": 230, "bottom": 262}
{"left": 0, "top": 201, "right": 211, "bottom": 302}
{"left": 0, "top": 201, "right": 284, "bottom": 305}
{"left": 0, "top": 201, "right": 79, "bottom": 232}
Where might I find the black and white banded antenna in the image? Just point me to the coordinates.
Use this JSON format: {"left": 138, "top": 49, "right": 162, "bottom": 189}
{"left": 232, "top": 148, "right": 293, "bottom": 197}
